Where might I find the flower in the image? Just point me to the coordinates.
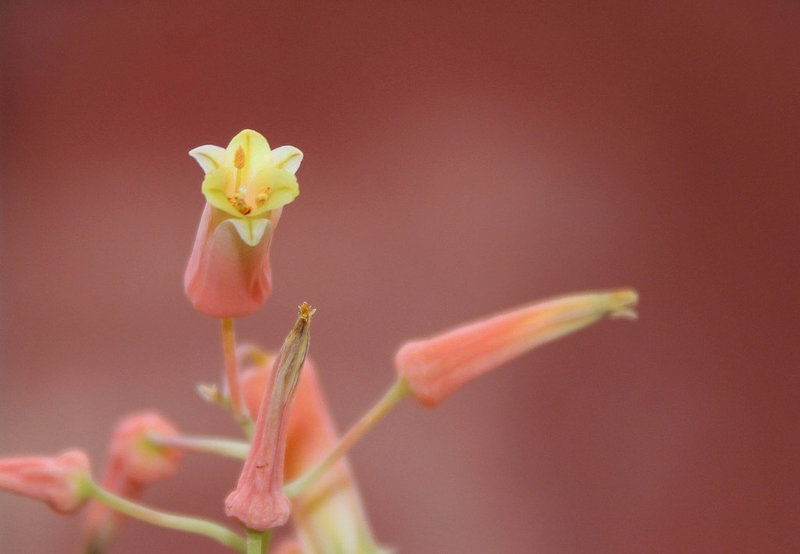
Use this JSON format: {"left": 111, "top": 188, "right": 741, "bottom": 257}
{"left": 184, "top": 129, "right": 302, "bottom": 318}
{"left": 106, "top": 411, "right": 183, "bottom": 485}
{"left": 0, "top": 449, "right": 91, "bottom": 514}
{"left": 82, "top": 412, "right": 182, "bottom": 551}
{"left": 394, "top": 288, "right": 638, "bottom": 406}
{"left": 239, "top": 348, "right": 388, "bottom": 553}
{"left": 225, "top": 303, "right": 314, "bottom": 531}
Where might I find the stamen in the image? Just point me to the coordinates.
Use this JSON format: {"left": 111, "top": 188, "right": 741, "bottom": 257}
{"left": 255, "top": 187, "right": 271, "bottom": 208}
{"left": 228, "top": 195, "right": 252, "bottom": 215}
{"left": 233, "top": 146, "right": 246, "bottom": 169}
{"left": 233, "top": 146, "right": 245, "bottom": 193}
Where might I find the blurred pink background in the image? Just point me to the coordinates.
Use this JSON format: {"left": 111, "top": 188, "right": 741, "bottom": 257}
{"left": 2, "top": 1, "right": 798, "bottom": 552}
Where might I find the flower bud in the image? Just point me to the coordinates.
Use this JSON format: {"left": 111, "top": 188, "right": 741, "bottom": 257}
{"left": 184, "top": 129, "right": 302, "bottom": 318}
{"left": 108, "top": 411, "right": 182, "bottom": 485}
{"left": 0, "top": 449, "right": 91, "bottom": 514}
{"left": 395, "top": 289, "right": 638, "bottom": 406}
{"left": 225, "top": 303, "right": 314, "bottom": 530}
{"left": 82, "top": 412, "right": 182, "bottom": 551}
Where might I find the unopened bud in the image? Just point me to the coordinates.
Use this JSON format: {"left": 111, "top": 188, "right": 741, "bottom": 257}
{"left": 82, "top": 412, "right": 182, "bottom": 551}
{"left": 109, "top": 412, "right": 182, "bottom": 485}
{"left": 0, "top": 449, "right": 91, "bottom": 514}
{"left": 395, "top": 289, "right": 638, "bottom": 406}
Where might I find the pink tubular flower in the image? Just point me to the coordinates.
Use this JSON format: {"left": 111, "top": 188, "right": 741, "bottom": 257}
{"left": 184, "top": 129, "right": 302, "bottom": 318}
{"left": 239, "top": 348, "right": 388, "bottom": 553}
{"left": 225, "top": 304, "right": 314, "bottom": 531}
{"left": 395, "top": 288, "right": 639, "bottom": 407}
{"left": 0, "top": 449, "right": 91, "bottom": 514}
{"left": 106, "top": 411, "right": 183, "bottom": 485}
{"left": 82, "top": 412, "right": 182, "bottom": 551}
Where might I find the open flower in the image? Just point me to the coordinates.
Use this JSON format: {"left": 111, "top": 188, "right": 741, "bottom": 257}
{"left": 0, "top": 449, "right": 91, "bottom": 514}
{"left": 185, "top": 129, "right": 302, "bottom": 318}
{"left": 395, "top": 288, "right": 638, "bottom": 406}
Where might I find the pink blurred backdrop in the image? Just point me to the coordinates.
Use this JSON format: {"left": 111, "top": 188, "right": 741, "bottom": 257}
{"left": 1, "top": 1, "right": 798, "bottom": 552}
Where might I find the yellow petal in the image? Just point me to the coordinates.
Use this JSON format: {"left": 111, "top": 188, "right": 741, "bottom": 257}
{"left": 271, "top": 146, "right": 304, "bottom": 175}
{"left": 227, "top": 129, "right": 273, "bottom": 176}
{"left": 188, "top": 145, "right": 228, "bottom": 175}
{"left": 249, "top": 168, "right": 300, "bottom": 216}
{"left": 201, "top": 168, "right": 243, "bottom": 218}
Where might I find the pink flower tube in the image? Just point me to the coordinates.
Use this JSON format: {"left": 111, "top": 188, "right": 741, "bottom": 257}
{"left": 395, "top": 288, "right": 638, "bottom": 406}
{"left": 225, "top": 304, "right": 313, "bottom": 531}
{"left": 0, "top": 449, "right": 91, "bottom": 514}
{"left": 239, "top": 348, "right": 388, "bottom": 553}
{"left": 184, "top": 129, "right": 302, "bottom": 318}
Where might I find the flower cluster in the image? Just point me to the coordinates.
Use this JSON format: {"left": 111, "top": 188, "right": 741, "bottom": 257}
{"left": 0, "top": 129, "right": 637, "bottom": 553}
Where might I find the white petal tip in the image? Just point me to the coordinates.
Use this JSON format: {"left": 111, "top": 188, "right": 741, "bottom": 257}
{"left": 230, "top": 218, "right": 271, "bottom": 247}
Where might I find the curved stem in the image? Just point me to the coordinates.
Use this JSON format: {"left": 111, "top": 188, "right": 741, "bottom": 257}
{"left": 284, "top": 377, "right": 410, "bottom": 498}
{"left": 84, "top": 478, "right": 245, "bottom": 552}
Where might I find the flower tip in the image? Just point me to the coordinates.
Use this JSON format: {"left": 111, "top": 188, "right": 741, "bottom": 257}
{"left": 395, "top": 287, "right": 640, "bottom": 407}
{"left": 299, "top": 302, "right": 316, "bottom": 321}
{"left": 605, "top": 288, "right": 639, "bottom": 320}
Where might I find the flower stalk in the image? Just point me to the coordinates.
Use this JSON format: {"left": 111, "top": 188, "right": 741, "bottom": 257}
{"left": 246, "top": 529, "right": 271, "bottom": 554}
{"left": 222, "top": 317, "right": 247, "bottom": 428}
{"left": 84, "top": 478, "right": 245, "bottom": 551}
{"left": 284, "top": 376, "right": 410, "bottom": 499}
{"left": 147, "top": 433, "right": 250, "bottom": 460}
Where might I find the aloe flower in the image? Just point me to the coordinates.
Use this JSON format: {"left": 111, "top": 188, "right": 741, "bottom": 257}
{"left": 395, "top": 289, "right": 638, "bottom": 406}
{"left": 226, "top": 304, "right": 313, "bottom": 531}
{"left": 239, "top": 348, "right": 388, "bottom": 553}
{"left": 82, "top": 412, "right": 182, "bottom": 551}
{"left": 0, "top": 449, "right": 91, "bottom": 514}
{"left": 185, "top": 129, "right": 302, "bottom": 318}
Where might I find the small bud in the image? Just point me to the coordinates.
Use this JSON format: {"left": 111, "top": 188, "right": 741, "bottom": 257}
{"left": 82, "top": 412, "right": 182, "bottom": 551}
{"left": 108, "top": 412, "right": 183, "bottom": 485}
{"left": 0, "top": 449, "right": 91, "bottom": 514}
{"left": 225, "top": 304, "right": 314, "bottom": 531}
{"left": 395, "top": 289, "right": 638, "bottom": 406}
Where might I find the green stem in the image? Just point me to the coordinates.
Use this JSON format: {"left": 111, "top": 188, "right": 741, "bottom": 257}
{"left": 246, "top": 529, "right": 271, "bottom": 554}
{"left": 148, "top": 433, "right": 250, "bottom": 459}
{"left": 284, "top": 377, "right": 410, "bottom": 498}
{"left": 84, "top": 478, "right": 245, "bottom": 552}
